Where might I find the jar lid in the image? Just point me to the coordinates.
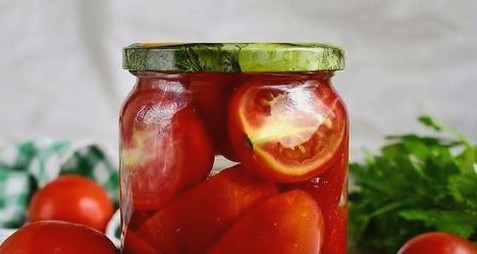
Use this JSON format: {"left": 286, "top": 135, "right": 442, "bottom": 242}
{"left": 123, "top": 43, "right": 344, "bottom": 73}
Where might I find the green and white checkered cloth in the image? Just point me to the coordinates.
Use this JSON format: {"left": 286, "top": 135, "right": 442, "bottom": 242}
{"left": 0, "top": 140, "right": 119, "bottom": 229}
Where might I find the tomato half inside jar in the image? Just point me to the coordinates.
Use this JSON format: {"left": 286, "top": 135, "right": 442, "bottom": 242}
{"left": 229, "top": 76, "right": 346, "bottom": 183}
{"left": 120, "top": 43, "right": 348, "bottom": 254}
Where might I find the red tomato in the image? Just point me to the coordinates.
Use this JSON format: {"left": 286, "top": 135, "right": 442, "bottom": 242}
{"left": 123, "top": 230, "right": 161, "bottom": 254}
{"left": 0, "top": 221, "right": 118, "bottom": 254}
{"left": 288, "top": 135, "right": 348, "bottom": 254}
{"left": 229, "top": 77, "right": 347, "bottom": 182}
{"left": 120, "top": 81, "right": 214, "bottom": 211}
{"left": 126, "top": 210, "right": 155, "bottom": 231}
{"left": 28, "top": 175, "right": 114, "bottom": 232}
{"left": 136, "top": 165, "right": 278, "bottom": 254}
{"left": 398, "top": 232, "right": 477, "bottom": 254}
{"left": 208, "top": 190, "right": 324, "bottom": 254}
{"left": 189, "top": 73, "right": 241, "bottom": 161}
{"left": 321, "top": 205, "right": 347, "bottom": 254}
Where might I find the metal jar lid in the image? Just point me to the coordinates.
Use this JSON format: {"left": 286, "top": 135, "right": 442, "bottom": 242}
{"left": 123, "top": 43, "right": 344, "bottom": 73}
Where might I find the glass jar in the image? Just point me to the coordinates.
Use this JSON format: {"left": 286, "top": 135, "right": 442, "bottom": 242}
{"left": 119, "top": 43, "right": 348, "bottom": 254}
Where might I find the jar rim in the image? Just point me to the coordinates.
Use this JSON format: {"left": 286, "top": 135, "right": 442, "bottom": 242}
{"left": 123, "top": 43, "right": 345, "bottom": 73}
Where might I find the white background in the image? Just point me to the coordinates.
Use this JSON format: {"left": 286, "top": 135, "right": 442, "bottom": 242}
{"left": 0, "top": 0, "right": 476, "bottom": 160}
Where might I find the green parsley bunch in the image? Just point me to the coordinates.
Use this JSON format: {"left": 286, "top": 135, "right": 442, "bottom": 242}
{"left": 350, "top": 116, "right": 477, "bottom": 254}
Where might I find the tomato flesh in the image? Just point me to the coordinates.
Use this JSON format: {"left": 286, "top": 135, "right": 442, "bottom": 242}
{"left": 229, "top": 80, "right": 346, "bottom": 182}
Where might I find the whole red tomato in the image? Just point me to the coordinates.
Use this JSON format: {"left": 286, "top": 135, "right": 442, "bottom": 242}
{"left": 0, "top": 221, "right": 118, "bottom": 254}
{"left": 228, "top": 75, "right": 347, "bottom": 183}
{"left": 29, "top": 175, "right": 114, "bottom": 232}
{"left": 208, "top": 190, "right": 324, "bottom": 254}
{"left": 120, "top": 81, "right": 214, "bottom": 211}
{"left": 398, "top": 232, "right": 477, "bottom": 254}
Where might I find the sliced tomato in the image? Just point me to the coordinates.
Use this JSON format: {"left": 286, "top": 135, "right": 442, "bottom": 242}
{"left": 207, "top": 190, "right": 324, "bottom": 254}
{"left": 229, "top": 78, "right": 347, "bottom": 182}
{"left": 120, "top": 83, "right": 214, "bottom": 211}
{"left": 189, "top": 73, "right": 240, "bottom": 161}
{"left": 136, "top": 165, "right": 278, "bottom": 254}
